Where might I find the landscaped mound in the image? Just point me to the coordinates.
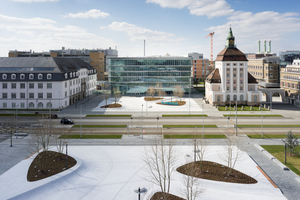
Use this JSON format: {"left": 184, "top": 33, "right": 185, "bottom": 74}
{"left": 144, "top": 97, "right": 164, "bottom": 101}
{"left": 27, "top": 151, "right": 77, "bottom": 182}
{"left": 150, "top": 192, "right": 185, "bottom": 200}
{"left": 101, "top": 103, "right": 122, "bottom": 108}
{"left": 157, "top": 101, "right": 186, "bottom": 106}
{"left": 177, "top": 161, "right": 257, "bottom": 184}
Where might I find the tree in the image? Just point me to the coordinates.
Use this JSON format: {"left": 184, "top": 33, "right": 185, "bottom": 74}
{"left": 156, "top": 82, "right": 162, "bottom": 97}
{"left": 196, "top": 137, "right": 208, "bottom": 172}
{"left": 113, "top": 87, "right": 121, "bottom": 105}
{"left": 180, "top": 158, "right": 203, "bottom": 200}
{"left": 158, "top": 90, "right": 166, "bottom": 102}
{"left": 147, "top": 86, "right": 156, "bottom": 98}
{"left": 103, "top": 92, "right": 110, "bottom": 106}
{"left": 143, "top": 137, "right": 177, "bottom": 199}
{"left": 283, "top": 130, "right": 299, "bottom": 156}
{"left": 174, "top": 85, "right": 184, "bottom": 102}
{"left": 219, "top": 137, "right": 244, "bottom": 176}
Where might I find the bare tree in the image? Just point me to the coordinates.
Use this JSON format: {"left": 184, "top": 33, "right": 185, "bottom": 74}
{"left": 113, "top": 87, "right": 121, "bottom": 105}
{"left": 147, "top": 86, "right": 156, "bottom": 99}
{"left": 103, "top": 92, "right": 110, "bottom": 106}
{"left": 196, "top": 138, "right": 208, "bottom": 172}
{"left": 219, "top": 137, "right": 244, "bottom": 176}
{"left": 181, "top": 158, "right": 203, "bottom": 200}
{"left": 156, "top": 82, "right": 162, "bottom": 97}
{"left": 174, "top": 85, "right": 184, "bottom": 102}
{"left": 143, "top": 137, "right": 177, "bottom": 199}
{"left": 158, "top": 90, "right": 166, "bottom": 102}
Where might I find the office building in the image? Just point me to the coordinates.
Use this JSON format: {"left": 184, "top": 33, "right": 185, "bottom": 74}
{"left": 188, "top": 53, "right": 212, "bottom": 83}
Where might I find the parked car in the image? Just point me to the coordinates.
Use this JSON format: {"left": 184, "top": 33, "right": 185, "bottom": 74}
{"left": 60, "top": 117, "right": 74, "bottom": 124}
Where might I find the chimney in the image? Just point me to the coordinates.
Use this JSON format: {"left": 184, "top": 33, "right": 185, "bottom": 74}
{"left": 258, "top": 41, "right": 261, "bottom": 53}
{"left": 264, "top": 40, "right": 267, "bottom": 53}
{"left": 269, "top": 40, "right": 271, "bottom": 53}
{"left": 144, "top": 39, "right": 146, "bottom": 57}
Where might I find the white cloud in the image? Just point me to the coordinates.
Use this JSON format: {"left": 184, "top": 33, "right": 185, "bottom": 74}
{"left": 0, "top": 14, "right": 114, "bottom": 56}
{"left": 108, "top": 22, "right": 184, "bottom": 44}
{"left": 13, "top": 0, "right": 60, "bottom": 2}
{"left": 146, "top": 0, "right": 234, "bottom": 18}
{"left": 67, "top": 9, "right": 109, "bottom": 19}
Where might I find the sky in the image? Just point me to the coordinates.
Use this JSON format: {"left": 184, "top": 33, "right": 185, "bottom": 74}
{"left": 0, "top": 0, "right": 300, "bottom": 59}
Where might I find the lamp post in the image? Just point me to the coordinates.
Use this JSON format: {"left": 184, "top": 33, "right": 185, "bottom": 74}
{"left": 194, "top": 132, "right": 196, "bottom": 162}
{"left": 228, "top": 117, "right": 230, "bottom": 128}
{"left": 58, "top": 91, "right": 60, "bottom": 113}
{"left": 80, "top": 105, "right": 82, "bottom": 139}
{"left": 189, "top": 84, "right": 191, "bottom": 115}
{"left": 261, "top": 104, "right": 263, "bottom": 139}
{"left": 141, "top": 104, "right": 143, "bottom": 139}
{"left": 235, "top": 99, "right": 237, "bottom": 136}
{"left": 131, "top": 117, "right": 133, "bottom": 127}
{"left": 157, "top": 116, "right": 159, "bottom": 136}
{"left": 49, "top": 99, "right": 52, "bottom": 135}
{"left": 202, "top": 104, "right": 204, "bottom": 138}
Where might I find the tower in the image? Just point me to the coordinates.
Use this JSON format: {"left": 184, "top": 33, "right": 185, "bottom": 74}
{"left": 226, "top": 27, "right": 235, "bottom": 48}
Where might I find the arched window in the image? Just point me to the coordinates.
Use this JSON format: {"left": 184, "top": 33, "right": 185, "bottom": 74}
{"left": 240, "top": 95, "right": 244, "bottom": 101}
{"left": 226, "top": 95, "right": 230, "bottom": 101}
{"left": 47, "top": 74, "right": 52, "bottom": 80}
{"left": 29, "top": 102, "right": 34, "bottom": 108}
{"left": 254, "top": 96, "right": 257, "bottom": 102}
{"left": 11, "top": 74, "right": 16, "bottom": 79}
{"left": 46, "top": 102, "right": 52, "bottom": 108}
{"left": 2, "top": 74, "right": 7, "bottom": 79}
{"left": 29, "top": 74, "right": 34, "bottom": 80}
{"left": 233, "top": 95, "right": 237, "bottom": 101}
{"left": 217, "top": 96, "right": 220, "bottom": 102}
{"left": 20, "top": 74, "right": 25, "bottom": 79}
{"left": 38, "top": 102, "right": 43, "bottom": 108}
{"left": 38, "top": 74, "right": 43, "bottom": 80}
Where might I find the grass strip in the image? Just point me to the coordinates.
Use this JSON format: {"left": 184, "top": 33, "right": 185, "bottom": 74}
{"left": 218, "top": 106, "right": 269, "bottom": 111}
{"left": 0, "top": 114, "right": 46, "bottom": 117}
{"left": 162, "top": 115, "right": 208, "bottom": 117}
{"left": 85, "top": 115, "right": 132, "bottom": 117}
{"left": 163, "top": 125, "right": 217, "bottom": 128}
{"left": 248, "top": 134, "right": 300, "bottom": 139}
{"left": 164, "top": 134, "right": 226, "bottom": 139}
{"left": 59, "top": 135, "right": 122, "bottom": 139}
{"left": 72, "top": 125, "right": 127, "bottom": 128}
{"left": 261, "top": 145, "right": 300, "bottom": 176}
{"left": 223, "top": 114, "right": 283, "bottom": 117}
{"left": 237, "top": 125, "right": 300, "bottom": 128}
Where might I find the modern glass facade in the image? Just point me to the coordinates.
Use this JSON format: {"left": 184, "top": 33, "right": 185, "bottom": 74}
{"left": 108, "top": 57, "right": 192, "bottom": 94}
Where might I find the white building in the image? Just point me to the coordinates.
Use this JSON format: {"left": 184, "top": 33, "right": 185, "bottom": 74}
{"left": 205, "top": 28, "right": 262, "bottom": 106}
{"left": 0, "top": 57, "right": 97, "bottom": 110}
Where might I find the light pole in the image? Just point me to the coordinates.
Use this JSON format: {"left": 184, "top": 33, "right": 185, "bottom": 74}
{"left": 80, "top": 105, "right": 82, "bottom": 139}
{"left": 202, "top": 104, "right": 204, "bottom": 138}
{"left": 189, "top": 84, "right": 191, "bottom": 115}
{"left": 228, "top": 117, "right": 230, "bottom": 128}
{"left": 235, "top": 100, "right": 237, "bottom": 136}
{"left": 58, "top": 91, "right": 60, "bottom": 113}
{"left": 131, "top": 117, "right": 133, "bottom": 127}
{"left": 194, "top": 132, "right": 196, "bottom": 162}
{"left": 157, "top": 115, "right": 159, "bottom": 136}
{"left": 261, "top": 104, "right": 263, "bottom": 139}
{"left": 49, "top": 99, "right": 52, "bottom": 135}
{"left": 141, "top": 104, "right": 143, "bottom": 139}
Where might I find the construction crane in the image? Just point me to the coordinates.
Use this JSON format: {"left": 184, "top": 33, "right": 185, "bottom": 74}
{"left": 206, "top": 32, "right": 215, "bottom": 61}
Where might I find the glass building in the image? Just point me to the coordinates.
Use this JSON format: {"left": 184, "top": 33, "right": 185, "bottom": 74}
{"left": 108, "top": 57, "right": 192, "bottom": 94}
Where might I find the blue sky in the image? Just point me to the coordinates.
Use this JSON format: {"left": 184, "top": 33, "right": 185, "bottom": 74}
{"left": 0, "top": 0, "right": 300, "bottom": 59}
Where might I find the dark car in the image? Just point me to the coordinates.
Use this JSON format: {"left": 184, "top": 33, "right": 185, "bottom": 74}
{"left": 60, "top": 117, "right": 74, "bottom": 124}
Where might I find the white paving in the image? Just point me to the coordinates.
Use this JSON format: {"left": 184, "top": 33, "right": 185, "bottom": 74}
{"left": 92, "top": 96, "right": 203, "bottom": 112}
{"left": 0, "top": 146, "right": 286, "bottom": 200}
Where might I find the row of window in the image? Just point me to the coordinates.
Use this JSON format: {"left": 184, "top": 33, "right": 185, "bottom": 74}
{"left": 227, "top": 73, "right": 243, "bottom": 78}
{"left": 226, "top": 87, "right": 243, "bottom": 91}
{"left": 227, "top": 80, "right": 243, "bottom": 84}
{"left": 281, "top": 82, "right": 300, "bottom": 90}
{"left": 2, "top": 101, "right": 67, "bottom": 109}
{"left": 217, "top": 95, "right": 257, "bottom": 102}
{"left": 2, "top": 82, "right": 52, "bottom": 89}
{"left": 282, "top": 75, "right": 300, "bottom": 81}
{"left": 2, "top": 92, "right": 53, "bottom": 99}
{"left": 2, "top": 73, "right": 52, "bottom": 80}
{"left": 225, "top": 63, "right": 244, "bottom": 66}
{"left": 248, "top": 66, "right": 274, "bottom": 70}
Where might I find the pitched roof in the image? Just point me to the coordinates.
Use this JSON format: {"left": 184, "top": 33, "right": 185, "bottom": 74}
{"left": 206, "top": 68, "right": 221, "bottom": 83}
{"left": 248, "top": 72, "right": 258, "bottom": 83}
{"left": 215, "top": 47, "right": 248, "bottom": 61}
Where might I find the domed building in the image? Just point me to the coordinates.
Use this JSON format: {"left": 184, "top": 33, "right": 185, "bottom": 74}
{"left": 205, "top": 28, "right": 262, "bottom": 106}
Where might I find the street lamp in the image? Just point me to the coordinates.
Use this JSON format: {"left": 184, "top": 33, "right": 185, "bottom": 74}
{"left": 157, "top": 116, "right": 159, "bottom": 136}
{"left": 261, "top": 104, "right": 263, "bottom": 139}
{"left": 131, "top": 117, "right": 133, "bottom": 127}
{"left": 194, "top": 132, "right": 196, "bottom": 162}
{"left": 141, "top": 104, "right": 143, "bottom": 139}
{"left": 189, "top": 84, "right": 191, "bottom": 115}
{"left": 80, "top": 105, "right": 82, "bottom": 139}
{"left": 58, "top": 91, "right": 61, "bottom": 113}
{"left": 202, "top": 104, "right": 204, "bottom": 138}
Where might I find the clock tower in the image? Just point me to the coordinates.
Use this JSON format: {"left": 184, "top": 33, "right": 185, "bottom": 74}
{"left": 226, "top": 27, "right": 235, "bottom": 48}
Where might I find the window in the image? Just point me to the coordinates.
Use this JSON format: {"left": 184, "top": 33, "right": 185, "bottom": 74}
{"left": 233, "top": 68, "right": 236, "bottom": 71}
{"left": 38, "top": 102, "right": 43, "bottom": 108}
{"left": 20, "top": 83, "right": 25, "bottom": 89}
{"left": 2, "top": 83, "right": 7, "bottom": 89}
{"left": 65, "top": 73, "right": 68, "bottom": 79}
{"left": 270, "top": 73, "right": 273, "bottom": 78}
{"left": 21, "top": 103, "right": 25, "bottom": 108}
{"left": 239, "top": 63, "right": 244, "bottom": 66}
{"left": 292, "top": 83, "right": 295, "bottom": 88}
{"left": 70, "top": 80, "right": 72, "bottom": 86}
{"left": 38, "top": 74, "right": 43, "bottom": 79}
{"left": 46, "top": 102, "right": 52, "bottom": 108}
{"left": 217, "top": 96, "right": 220, "bottom": 102}
{"left": 38, "top": 83, "right": 43, "bottom": 89}
{"left": 47, "top": 74, "right": 52, "bottom": 79}
{"left": 227, "top": 87, "right": 229, "bottom": 91}
{"left": 38, "top": 93, "right": 43, "bottom": 99}
{"left": 233, "top": 63, "right": 237, "bottom": 66}
{"left": 29, "top": 74, "right": 34, "bottom": 79}
{"left": 47, "top": 93, "right": 52, "bottom": 99}
{"left": 240, "top": 73, "right": 243, "bottom": 77}
{"left": 29, "top": 102, "right": 34, "bottom": 108}
{"left": 12, "top": 103, "right": 16, "bottom": 108}
{"left": 3, "top": 102, "right": 7, "bottom": 108}
{"left": 29, "top": 93, "right": 34, "bottom": 99}
{"left": 234, "top": 87, "right": 236, "bottom": 91}
{"left": 2, "top": 93, "right": 7, "bottom": 99}
{"left": 254, "top": 96, "right": 257, "bottom": 102}
{"left": 70, "top": 90, "right": 72, "bottom": 95}
{"left": 11, "top": 74, "right": 16, "bottom": 79}
{"left": 233, "top": 73, "right": 236, "bottom": 77}
{"left": 227, "top": 73, "right": 229, "bottom": 77}
{"left": 250, "top": 86, "right": 253, "bottom": 91}
{"left": 65, "top": 91, "right": 67, "bottom": 97}
{"left": 20, "top": 74, "right": 25, "bottom": 80}
{"left": 47, "top": 83, "right": 52, "bottom": 89}
{"left": 65, "top": 82, "right": 67, "bottom": 88}
{"left": 20, "top": 93, "right": 25, "bottom": 99}
{"left": 288, "top": 83, "right": 290, "bottom": 88}
{"left": 233, "top": 95, "right": 237, "bottom": 100}
{"left": 29, "top": 83, "right": 34, "bottom": 89}
{"left": 227, "top": 95, "right": 230, "bottom": 101}
{"left": 11, "top": 93, "right": 16, "bottom": 99}
{"left": 240, "top": 80, "right": 243, "bottom": 84}
{"left": 2, "top": 74, "right": 7, "bottom": 79}
{"left": 240, "top": 87, "right": 243, "bottom": 91}
{"left": 234, "top": 80, "right": 236, "bottom": 84}
{"left": 226, "top": 63, "right": 230, "bottom": 66}
{"left": 11, "top": 83, "right": 16, "bottom": 89}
